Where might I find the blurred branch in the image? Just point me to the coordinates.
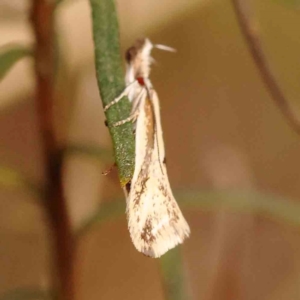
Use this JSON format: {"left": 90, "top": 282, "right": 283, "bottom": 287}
{"left": 159, "top": 248, "right": 191, "bottom": 300}
{"left": 30, "top": 1, "right": 75, "bottom": 300}
{"left": 0, "top": 44, "right": 32, "bottom": 82}
{"left": 76, "top": 190, "right": 300, "bottom": 239}
{"left": 89, "top": 0, "right": 135, "bottom": 186}
{"left": 231, "top": 0, "right": 300, "bottom": 136}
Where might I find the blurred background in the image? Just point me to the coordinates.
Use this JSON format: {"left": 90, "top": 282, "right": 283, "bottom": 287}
{"left": 1, "top": 0, "right": 300, "bottom": 299}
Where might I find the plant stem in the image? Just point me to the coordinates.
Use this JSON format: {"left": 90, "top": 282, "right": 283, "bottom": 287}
{"left": 231, "top": 0, "right": 300, "bottom": 136}
{"left": 159, "top": 247, "right": 190, "bottom": 300}
{"left": 89, "top": 0, "right": 135, "bottom": 186}
{"left": 30, "top": 1, "right": 75, "bottom": 300}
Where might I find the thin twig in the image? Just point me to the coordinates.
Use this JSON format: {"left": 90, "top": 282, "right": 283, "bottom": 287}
{"left": 30, "top": 1, "right": 75, "bottom": 300}
{"left": 231, "top": 0, "right": 300, "bottom": 136}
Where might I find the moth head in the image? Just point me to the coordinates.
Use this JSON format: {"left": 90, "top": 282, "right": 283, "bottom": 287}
{"left": 125, "top": 38, "right": 153, "bottom": 83}
{"left": 125, "top": 38, "right": 176, "bottom": 85}
{"left": 125, "top": 38, "right": 152, "bottom": 63}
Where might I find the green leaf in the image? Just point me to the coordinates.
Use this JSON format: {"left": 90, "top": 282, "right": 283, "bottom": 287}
{"left": 89, "top": 0, "right": 135, "bottom": 186}
{"left": 0, "top": 45, "right": 32, "bottom": 82}
{"left": 0, "top": 288, "right": 53, "bottom": 300}
{"left": 159, "top": 247, "right": 191, "bottom": 300}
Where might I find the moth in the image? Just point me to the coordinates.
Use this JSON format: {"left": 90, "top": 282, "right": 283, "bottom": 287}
{"left": 104, "top": 38, "right": 190, "bottom": 258}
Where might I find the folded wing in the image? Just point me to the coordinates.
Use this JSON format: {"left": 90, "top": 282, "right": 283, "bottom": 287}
{"left": 126, "top": 90, "right": 190, "bottom": 258}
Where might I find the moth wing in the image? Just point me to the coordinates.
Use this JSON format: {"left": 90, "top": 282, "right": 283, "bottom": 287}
{"left": 126, "top": 90, "right": 190, "bottom": 258}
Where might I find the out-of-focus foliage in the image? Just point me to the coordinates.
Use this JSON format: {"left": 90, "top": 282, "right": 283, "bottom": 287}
{"left": 75, "top": 188, "right": 300, "bottom": 300}
{"left": 1, "top": 0, "right": 300, "bottom": 300}
{"left": 0, "top": 45, "right": 31, "bottom": 82}
{"left": 0, "top": 165, "right": 41, "bottom": 198}
{"left": 0, "top": 288, "right": 52, "bottom": 300}
{"left": 274, "top": 0, "right": 300, "bottom": 9}
{"left": 64, "top": 144, "right": 112, "bottom": 163}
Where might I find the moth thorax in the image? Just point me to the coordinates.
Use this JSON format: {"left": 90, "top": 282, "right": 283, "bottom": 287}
{"left": 136, "top": 77, "right": 145, "bottom": 86}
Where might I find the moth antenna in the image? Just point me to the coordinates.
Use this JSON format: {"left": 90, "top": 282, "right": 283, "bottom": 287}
{"left": 154, "top": 44, "right": 176, "bottom": 53}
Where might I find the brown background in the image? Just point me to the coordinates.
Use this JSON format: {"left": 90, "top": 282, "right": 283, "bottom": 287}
{"left": 1, "top": 0, "right": 300, "bottom": 299}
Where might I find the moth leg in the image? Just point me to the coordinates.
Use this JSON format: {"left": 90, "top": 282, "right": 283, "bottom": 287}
{"left": 102, "top": 162, "right": 117, "bottom": 175}
{"left": 103, "top": 80, "right": 138, "bottom": 112}
{"left": 107, "top": 86, "right": 146, "bottom": 127}
{"left": 111, "top": 111, "right": 139, "bottom": 127}
{"left": 103, "top": 91, "right": 127, "bottom": 112}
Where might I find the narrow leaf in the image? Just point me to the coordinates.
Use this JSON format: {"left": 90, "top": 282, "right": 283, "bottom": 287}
{"left": 0, "top": 45, "right": 32, "bottom": 82}
{"left": 181, "top": 190, "right": 300, "bottom": 227}
{"left": 89, "top": 0, "right": 135, "bottom": 185}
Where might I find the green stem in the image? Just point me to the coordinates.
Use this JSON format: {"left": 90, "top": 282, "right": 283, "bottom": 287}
{"left": 89, "top": 0, "right": 135, "bottom": 185}
{"left": 159, "top": 247, "right": 191, "bottom": 300}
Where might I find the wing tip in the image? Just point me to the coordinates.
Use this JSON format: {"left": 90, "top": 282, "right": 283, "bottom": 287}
{"left": 130, "top": 222, "right": 190, "bottom": 258}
